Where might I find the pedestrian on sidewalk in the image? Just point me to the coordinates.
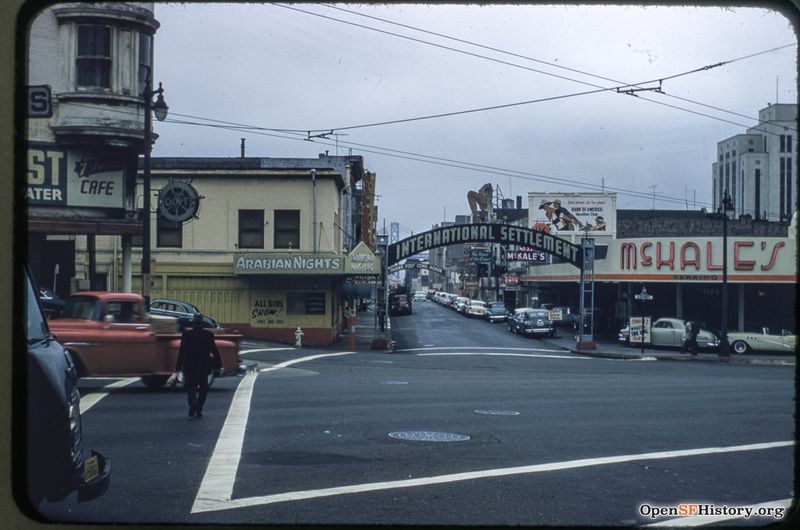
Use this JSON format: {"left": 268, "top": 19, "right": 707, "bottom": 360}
{"left": 681, "top": 319, "right": 699, "bottom": 355}
{"left": 176, "top": 313, "right": 222, "bottom": 418}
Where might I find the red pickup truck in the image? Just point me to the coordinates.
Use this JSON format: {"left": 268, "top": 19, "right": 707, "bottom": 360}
{"left": 48, "top": 292, "right": 244, "bottom": 389}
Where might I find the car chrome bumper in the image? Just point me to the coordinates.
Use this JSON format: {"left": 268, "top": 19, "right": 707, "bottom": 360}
{"left": 523, "top": 328, "right": 553, "bottom": 335}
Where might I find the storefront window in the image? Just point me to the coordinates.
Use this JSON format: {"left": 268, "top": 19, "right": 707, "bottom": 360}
{"left": 287, "top": 292, "right": 325, "bottom": 315}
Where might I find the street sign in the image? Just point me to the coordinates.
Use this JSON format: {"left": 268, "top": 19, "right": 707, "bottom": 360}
{"left": 634, "top": 287, "right": 653, "bottom": 301}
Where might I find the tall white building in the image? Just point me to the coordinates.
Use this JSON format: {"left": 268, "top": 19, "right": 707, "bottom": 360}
{"left": 712, "top": 103, "right": 797, "bottom": 221}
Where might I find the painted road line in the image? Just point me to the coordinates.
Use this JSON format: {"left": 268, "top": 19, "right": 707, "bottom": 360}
{"left": 80, "top": 377, "right": 140, "bottom": 413}
{"left": 195, "top": 440, "right": 793, "bottom": 513}
{"left": 259, "top": 351, "right": 356, "bottom": 373}
{"left": 192, "top": 351, "right": 356, "bottom": 514}
{"left": 417, "top": 352, "right": 591, "bottom": 360}
{"left": 644, "top": 498, "right": 793, "bottom": 527}
{"left": 240, "top": 347, "right": 295, "bottom": 355}
{"left": 192, "top": 370, "right": 258, "bottom": 513}
{"left": 396, "top": 346, "right": 567, "bottom": 353}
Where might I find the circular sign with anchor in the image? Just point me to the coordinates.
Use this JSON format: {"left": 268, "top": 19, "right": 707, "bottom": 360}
{"left": 157, "top": 180, "right": 201, "bottom": 222}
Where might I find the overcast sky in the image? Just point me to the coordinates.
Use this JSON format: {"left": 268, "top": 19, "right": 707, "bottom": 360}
{"left": 148, "top": 2, "right": 797, "bottom": 237}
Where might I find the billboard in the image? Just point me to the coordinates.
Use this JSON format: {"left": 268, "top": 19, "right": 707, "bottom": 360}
{"left": 528, "top": 192, "right": 616, "bottom": 236}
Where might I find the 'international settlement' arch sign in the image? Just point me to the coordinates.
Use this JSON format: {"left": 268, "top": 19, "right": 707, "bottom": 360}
{"left": 387, "top": 223, "right": 583, "bottom": 268}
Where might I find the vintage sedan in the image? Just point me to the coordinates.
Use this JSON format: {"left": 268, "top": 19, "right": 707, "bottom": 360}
{"left": 727, "top": 328, "right": 796, "bottom": 354}
{"left": 507, "top": 309, "right": 555, "bottom": 337}
{"left": 464, "top": 299, "right": 489, "bottom": 318}
{"left": 485, "top": 302, "right": 510, "bottom": 323}
{"left": 149, "top": 298, "right": 220, "bottom": 330}
{"left": 618, "top": 317, "right": 719, "bottom": 350}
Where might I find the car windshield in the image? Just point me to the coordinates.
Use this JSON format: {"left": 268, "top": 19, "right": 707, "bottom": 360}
{"left": 529, "top": 310, "right": 549, "bottom": 318}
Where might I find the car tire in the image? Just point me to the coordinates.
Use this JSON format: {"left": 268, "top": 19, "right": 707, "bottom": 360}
{"left": 731, "top": 340, "right": 750, "bottom": 354}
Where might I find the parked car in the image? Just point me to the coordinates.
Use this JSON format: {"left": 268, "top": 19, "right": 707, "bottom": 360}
{"left": 465, "top": 299, "right": 488, "bottom": 318}
{"left": 484, "top": 302, "right": 510, "bottom": 323}
{"left": 453, "top": 296, "right": 470, "bottom": 313}
{"left": 149, "top": 298, "right": 220, "bottom": 330}
{"left": 24, "top": 266, "right": 110, "bottom": 506}
{"left": 507, "top": 308, "right": 555, "bottom": 337}
{"left": 727, "top": 328, "right": 796, "bottom": 354}
{"left": 38, "top": 287, "right": 66, "bottom": 318}
{"left": 618, "top": 317, "right": 719, "bottom": 350}
{"left": 413, "top": 291, "right": 427, "bottom": 302}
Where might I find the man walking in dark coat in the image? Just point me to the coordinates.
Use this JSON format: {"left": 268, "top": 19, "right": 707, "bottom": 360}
{"left": 176, "top": 313, "right": 222, "bottom": 418}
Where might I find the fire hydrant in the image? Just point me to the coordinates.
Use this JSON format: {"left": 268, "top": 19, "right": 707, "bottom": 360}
{"left": 294, "top": 327, "right": 304, "bottom": 348}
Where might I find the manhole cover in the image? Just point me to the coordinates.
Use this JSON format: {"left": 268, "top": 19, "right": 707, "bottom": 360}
{"left": 474, "top": 410, "right": 520, "bottom": 416}
{"left": 388, "top": 431, "right": 470, "bottom": 442}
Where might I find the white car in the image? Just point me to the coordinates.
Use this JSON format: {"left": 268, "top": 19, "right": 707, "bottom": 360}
{"left": 727, "top": 328, "right": 796, "bottom": 354}
{"left": 465, "top": 300, "right": 488, "bottom": 318}
{"left": 619, "top": 317, "right": 719, "bottom": 350}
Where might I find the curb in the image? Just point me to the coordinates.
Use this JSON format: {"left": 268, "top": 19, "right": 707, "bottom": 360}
{"left": 564, "top": 348, "right": 794, "bottom": 365}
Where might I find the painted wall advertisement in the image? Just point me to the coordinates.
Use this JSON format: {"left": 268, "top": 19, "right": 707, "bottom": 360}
{"left": 528, "top": 192, "right": 616, "bottom": 235}
{"left": 27, "top": 144, "right": 125, "bottom": 208}
{"left": 249, "top": 293, "right": 286, "bottom": 327}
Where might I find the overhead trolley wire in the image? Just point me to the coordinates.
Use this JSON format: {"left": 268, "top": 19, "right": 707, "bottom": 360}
{"left": 276, "top": 2, "right": 796, "bottom": 134}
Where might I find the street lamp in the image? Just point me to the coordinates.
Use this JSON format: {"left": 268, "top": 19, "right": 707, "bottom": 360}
{"left": 718, "top": 190, "right": 734, "bottom": 357}
{"left": 141, "top": 73, "right": 168, "bottom": 311}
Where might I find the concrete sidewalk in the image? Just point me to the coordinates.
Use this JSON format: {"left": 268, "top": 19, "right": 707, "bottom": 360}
{"left": 346, "top": 305, "right": 393, "bottom": 351}
{"left": 542, "top": 330, "right": 795, "bottom": 366}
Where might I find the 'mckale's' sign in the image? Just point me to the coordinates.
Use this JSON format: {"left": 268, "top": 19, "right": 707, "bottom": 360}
{"left": 618, "top": 239, "right": 786, "bottom": 272}
{"left": 388, "top": 223, "right": 582, "bottom": 268}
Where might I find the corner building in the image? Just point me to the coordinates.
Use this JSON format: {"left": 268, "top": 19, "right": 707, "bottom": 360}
{"left": 92, "top": 154, "right": 380, "bottom": 346}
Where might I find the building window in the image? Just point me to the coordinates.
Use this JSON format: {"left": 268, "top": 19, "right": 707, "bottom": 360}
{"left": 77, "top": 25, "right": 111, "bottom": 89}
{"left": 786, "top": 157, "right": 793, "bottom": 218}
{"left": 780, "top": 158, "right": 787, "bottom": 218}
{"left": 138, "top": 32, "right": 152, "bottom": 95}
{"left": 238, "top": 210, "right": 264, "bottom": 249}
{"left": 788, "top": 135, "right": 793, "bottom": 153}
{"left": 754, "top": 169, "right": 761, "bottom": 220}
{"left": 274, "top": 210, "right": 300, "bottom": 249}
{"left": 157, "top": 217, "right": 182, "bottom": 248}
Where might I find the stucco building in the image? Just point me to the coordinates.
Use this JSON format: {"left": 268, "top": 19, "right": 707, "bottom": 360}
{"left": 86, "top": 154, "right": 379, "bottom": 345}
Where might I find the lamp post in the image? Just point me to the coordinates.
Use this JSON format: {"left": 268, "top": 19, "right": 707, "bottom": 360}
{"left": 141, "top": 73, "right": 168, "bottom": 311}
{"left": 719, "top": 190, "right": 734, "bottom": 357}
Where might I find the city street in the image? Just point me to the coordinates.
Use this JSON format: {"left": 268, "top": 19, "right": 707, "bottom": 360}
{"left": 36, "top": 301, "right": 794, "bottom": 526}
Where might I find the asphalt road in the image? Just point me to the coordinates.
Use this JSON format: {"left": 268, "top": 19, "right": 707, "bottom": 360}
{"left": 29, "top": 301, "right": 795, "bottom": 526}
